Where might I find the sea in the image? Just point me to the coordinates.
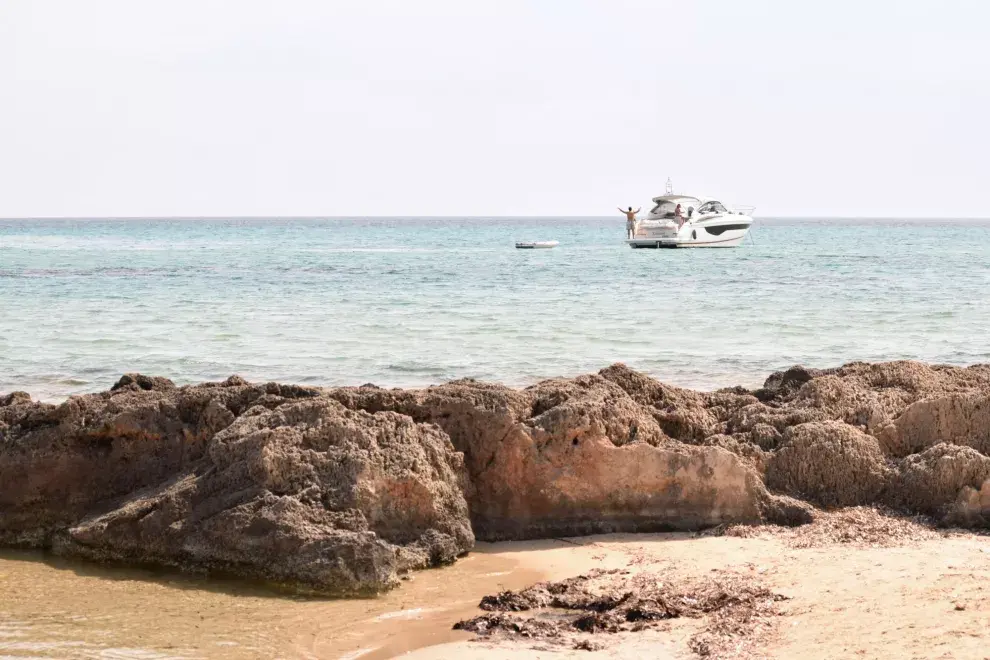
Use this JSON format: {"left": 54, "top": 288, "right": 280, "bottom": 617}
{"left": 2, "top": 216, "right": 990, "bottom": 659}
{"left": 3, "top": 216, "right": 990, "bottom": 401}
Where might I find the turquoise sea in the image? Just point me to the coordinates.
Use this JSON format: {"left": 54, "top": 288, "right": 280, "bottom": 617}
{"left": 2, "top": 217, "right": 989, "bottom": 401}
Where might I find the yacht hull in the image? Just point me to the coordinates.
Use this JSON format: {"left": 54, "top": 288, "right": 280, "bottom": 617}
{"left": 627, "top": 233, "right": 747, "bottom": 248}
{"left": 627, "top": 215, "right": 752, "bottom": 249}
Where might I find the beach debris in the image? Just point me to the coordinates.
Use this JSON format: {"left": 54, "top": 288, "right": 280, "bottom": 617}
{"left": 454, "top": 613, "right": 561, "bottom": 638}
{"left": 456, "top": 568, "right": 788, "bottom": 657}
{"left": 702, "top": 505, "right": 941, "bottom": 548}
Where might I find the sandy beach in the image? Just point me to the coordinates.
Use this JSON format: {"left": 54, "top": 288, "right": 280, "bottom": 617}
{"left": 406, "top": 515, "right": 990, "bottom": 659}
{"left": 3, "top": 511, "right": 986, "bottom": 659}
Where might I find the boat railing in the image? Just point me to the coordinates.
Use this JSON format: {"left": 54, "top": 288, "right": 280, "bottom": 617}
{"left": 730, "top": 205, "right": 756, "bottom": 216}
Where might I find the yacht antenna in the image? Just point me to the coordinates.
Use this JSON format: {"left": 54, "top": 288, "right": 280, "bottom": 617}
{"left": 665, "top": 177, "right": 673, "bottom": 195}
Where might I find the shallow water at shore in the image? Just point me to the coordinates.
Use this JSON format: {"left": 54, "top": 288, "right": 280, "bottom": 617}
{"left": 4, "top": 217, "right": 990, "bottom": 400}
{"left": 0, "top": 547, "right": 544, "bottom": 659}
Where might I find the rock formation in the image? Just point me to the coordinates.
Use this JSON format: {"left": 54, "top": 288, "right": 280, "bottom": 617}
{"left": 765, "top": 422, "right": 890, "bottom": 508}
{"left": 327, "top": 371, "right": 807, "bottom": 539}
{"left": 3, "top": 359, "right": 990, "bottom": 594}
{"left": 0, "top": 376, "right": 473, "bottom": 595}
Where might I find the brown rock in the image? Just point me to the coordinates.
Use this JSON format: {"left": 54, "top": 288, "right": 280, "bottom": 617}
{"left": 750, "top": 361, "right": 990, "bottom": 435}
{"left": 749, "top": 423, "right": 783, "bottom": 450}
{"left": 791, "top": 376, "right": 889, "bottom": 432}
{"left": 826, "top": 361, "right": 990, "bottom": 422}
{"left": 0, "top": 382, "right": 472, "bottom": 595}
{"left": 525, "top": 375, "right": 668, "bottom": 447}
{"left": 765, "top": 422, "right": 890, "bottom": 508}
{"left": 333, "top": 368, "right": 783, "bottom": 540}
{"left": 948, "top": 479, "right": 990, "bottom": 527}
{"left": 755, "top": 365, "right": 825, "bottom": 402}
{"left": 7, "top": 358, "right": 990, "bottom": 594}
{"left": 598, "top": 363, "right": 719, "bottom": 441}
{"left": 0, "top": 391, "right": 32, "bottom": 408}
{"left": 726, "top": 402, "right": 831, "bottom": 435}
{"left": 702, "top": 433, "right": 768, "bottom": 475}
{"left": 111, "top": 373, "right": 176, "bottom": 393}
{"left": 888, "top": 443, "right": 990, "bottom": 521}
{"left": 879, "top": 393, "right": 990, "bottom": 457}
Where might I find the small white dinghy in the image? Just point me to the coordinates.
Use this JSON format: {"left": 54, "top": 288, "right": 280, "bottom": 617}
{"left": 515, "top": 240, "right": 559, "bottom": 249}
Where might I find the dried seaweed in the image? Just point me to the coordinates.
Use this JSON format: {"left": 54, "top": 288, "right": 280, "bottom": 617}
{"left": 706, "top": 505, "right": 941, "bottom": 548}
{"left": 455, "top": 569, "right": 788, "bottom": 658}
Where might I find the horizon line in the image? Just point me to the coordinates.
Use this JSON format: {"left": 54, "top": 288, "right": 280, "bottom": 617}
{"left": 4, "top": 215, "right": 990, "bottom": 221}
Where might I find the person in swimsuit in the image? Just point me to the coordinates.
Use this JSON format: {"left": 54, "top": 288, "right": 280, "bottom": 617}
{"left": 619, "top": 206, "right": 640, "bottom": 238}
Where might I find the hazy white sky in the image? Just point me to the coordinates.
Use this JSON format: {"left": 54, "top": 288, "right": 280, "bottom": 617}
{"left": 2, "top": 0, "right": 988, "bottom": 218}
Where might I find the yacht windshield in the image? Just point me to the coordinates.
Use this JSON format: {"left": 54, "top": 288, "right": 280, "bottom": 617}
{"left": 698, "top": 201, "right": 728, "bottom": 215}
{"left": 650, "top": 201, "right": 674, "bottom": 216}
{"left": 651, "top": 200, "right": 697, "bottom": 218}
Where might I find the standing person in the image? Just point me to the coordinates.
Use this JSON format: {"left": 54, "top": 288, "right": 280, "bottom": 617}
{"left": 675, "top": 203, "right": 684, "bottom": 228}
{"left": 619, "top": 206, "right": 640, "bottom": 238}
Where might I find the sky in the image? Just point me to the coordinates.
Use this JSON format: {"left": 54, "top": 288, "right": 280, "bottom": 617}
{"left": 2, "top": 0, "right": 988, "bottom": 218}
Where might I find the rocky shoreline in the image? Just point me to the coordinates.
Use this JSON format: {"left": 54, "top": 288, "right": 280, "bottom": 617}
{"left": 2, "top": 361, "right": 990, "bottom": 596}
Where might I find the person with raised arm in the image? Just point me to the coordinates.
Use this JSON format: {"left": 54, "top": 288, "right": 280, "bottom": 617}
{"left": 619, "top": 206, "right": 640, "bottom": 238}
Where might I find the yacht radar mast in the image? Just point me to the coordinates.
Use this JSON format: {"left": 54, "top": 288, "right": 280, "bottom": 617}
{"left": 665, "top": 177, "right": 673, "bottom": 195}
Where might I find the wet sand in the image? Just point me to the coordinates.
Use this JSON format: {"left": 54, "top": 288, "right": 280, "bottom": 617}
{"left": 2, "top": 526, "right": 989, "bottom": 659}
{"left": 0, "top": 545, "right": 545, "bottom": 659}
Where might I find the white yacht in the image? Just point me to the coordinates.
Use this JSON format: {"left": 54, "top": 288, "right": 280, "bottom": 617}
{"left": 627, "top": 181, "right": 754, "bottom": 248}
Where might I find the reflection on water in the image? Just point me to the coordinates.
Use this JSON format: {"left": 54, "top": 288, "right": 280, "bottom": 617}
{"left": 0, "top": 548, "right": 540, "bottom": 659}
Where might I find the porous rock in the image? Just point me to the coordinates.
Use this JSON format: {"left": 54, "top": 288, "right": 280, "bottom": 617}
{"left": 887, "top": 443, "right": 990, "bottom": 521}
{"left": 332, "top": 366, "right": 789, "bottom": 540}
{"left": 0, "top": 380, "right": 473, "bottom": 595}
{"left": 948, "top": 479, "right": 990, "bottom": 527}
{"left": 765, "top": 422, "right": 890, "bottom": 508}
{"left": 7, "top": 359, "right": 990, "bottom": 594}
{"left": 879, "top": 393, "right": 990, "bottom": 457}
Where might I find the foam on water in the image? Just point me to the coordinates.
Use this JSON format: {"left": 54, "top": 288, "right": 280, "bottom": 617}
{"left": 3, "top": 217, "right": 990, "bottom": 399}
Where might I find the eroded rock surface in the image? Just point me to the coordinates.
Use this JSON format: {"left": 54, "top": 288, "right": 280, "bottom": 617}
{"left": 0, "top": 376, "right": 472, "bottom": 595}
{"left": 4, "top": 359, "right": 990, "bottom": 594}
{"left": 328, "top": 369, "right": 795, "bottom": 540}
{"left": 765, "top": 422, "right": 890, "bottom": 508}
